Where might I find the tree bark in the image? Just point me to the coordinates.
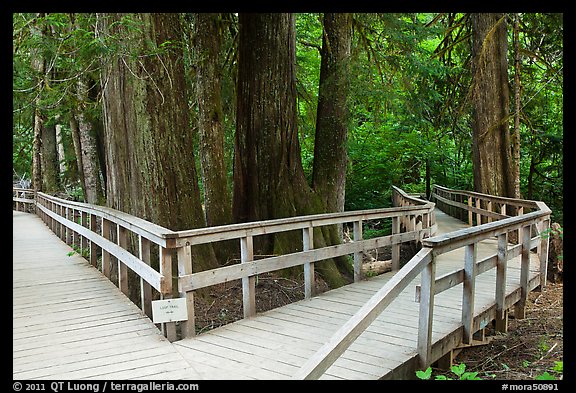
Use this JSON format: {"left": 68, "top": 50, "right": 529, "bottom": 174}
{"left": 193, "top": 13, "right": 232, "bottom": 228}
{"left": 233, "top": 13, "right": 352, "bottom": 288}
{"left": 74, "top": 77, "right": 105, "bottom": 204}
{"left": 99, "top": 13, "right": 218, "bottom": 272}
{"left": 30, "top": 13, "right": 45, "bottom": 192}
{"left": 471, "top": 13, "right": 514, "bottom": 197}
{"left": 312, "top": 13, "right": 352, "bottom": 215}
{"left": 40, "top": 123, "right": 60, "bottom": 193}
{"left": 512, "top": 13, "right": 522, "bottom": 199}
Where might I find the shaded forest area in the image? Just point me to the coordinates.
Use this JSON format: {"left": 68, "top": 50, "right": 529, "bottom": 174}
{"left": 13, "top": 13, "right": 563, "bottom": 289}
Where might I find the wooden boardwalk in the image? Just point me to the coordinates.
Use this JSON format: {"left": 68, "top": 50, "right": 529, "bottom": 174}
{"left": 13, "top": 211, "right": 202, "bottom": 380}
{"left": 13, "top": 208, "right": 541, "bottom": 380}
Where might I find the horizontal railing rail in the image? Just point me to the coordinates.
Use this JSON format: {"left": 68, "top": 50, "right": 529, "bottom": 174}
{"left": 12, "top": 187, "right": 35, "bottom": 213}
{"left": 293, "top": 185, "right": 551, "bottom": 379}
{"left": 174, "top": 185, "right": 437, "bottom": 338}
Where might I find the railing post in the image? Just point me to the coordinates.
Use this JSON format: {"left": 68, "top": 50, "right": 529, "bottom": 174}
{"left": 89, "top": 213, "right": 98, "bottom": 267}
{"left": 487, "top": 201, "right": 493, "bottom": 223}
{"left": 462, "top": 242, "right": 477, "bottom": 344}
{"left": 160, "top": 246, "right": 177, "bottom": 342}
{"left": 392, "top": 216, "right": 400, "bottom": 271}
{"left": 417, "top": 253, "right": 435, "bottom": 367}
{"left": 117, "top": 225, "right": 129, "bottom": 296}
{"left": 468, "top": 197, "right": 473, "bottom": 226}
{"left": 177, "top": 244, "right": 195, "bottom": 339}
{"left": 303, "top": 225, "right": 315, "bottom": 298}
{"left": 538, "top": 219, "right": 550, "bottom": 289}
{"left": 475, "top": 198, "right": 482, "bottom": 226}
{"left": 495, "top": 232, "right": 508, "bottom": 333}
{"left": 241, "top": 235, "right": 256, "bottom": 318}
{"left": 353, "top": 220, "right": 363, "bottom": 282}
{"left": 515, "top": 225, "right": 531, "bottom": 319}
{"left": 139, "top": 236, "right": 153, "bottom": 318}
{"left": 81, "top": 210, "right": 89, "bottom": 255}
{"left": 102, "top": 218, "right": 112, "bottom": 279}
{"left": 66, "top": 207, "right": 73, "bottom": 245}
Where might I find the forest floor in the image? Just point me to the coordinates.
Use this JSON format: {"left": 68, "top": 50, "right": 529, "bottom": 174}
{"left": 431, "top": 281, "right": 564, "bottom": 380}
{"left": 192, "top": 246, "right": 563, "bottom": 381}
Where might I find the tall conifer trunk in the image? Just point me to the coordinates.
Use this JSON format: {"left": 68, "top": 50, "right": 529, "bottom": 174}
{"left": 98, "top": 13, "right": 218, "bottom": 274}
{"left": 233, "top": 13, "right": 352, "bottom": 288}
{"left": 471, "top": 13, "right": 514, "bottom": 197}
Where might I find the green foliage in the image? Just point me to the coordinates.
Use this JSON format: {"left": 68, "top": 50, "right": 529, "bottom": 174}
{"left": 13, "top": 13, "right": 563, "bottom": 227}
{"left": 416, "top": 363, "right": 482, "bottom": 380}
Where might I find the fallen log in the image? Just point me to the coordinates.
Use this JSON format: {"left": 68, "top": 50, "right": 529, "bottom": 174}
{"left": 362, "top": 259, "right": 392, "bottom": 276}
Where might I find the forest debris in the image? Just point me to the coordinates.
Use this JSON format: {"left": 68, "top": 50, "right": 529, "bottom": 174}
{"left": 362, "top": 259, "right": 392, "bottom": 275}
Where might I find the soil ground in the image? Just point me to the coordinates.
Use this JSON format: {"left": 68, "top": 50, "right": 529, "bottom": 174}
{"left": 432, "top": 281, "right": 564, "bottom": 380}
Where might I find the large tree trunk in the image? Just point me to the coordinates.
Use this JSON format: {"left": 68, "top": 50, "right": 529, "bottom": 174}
{"left": 193, "top": 13, "right": 232, "bottom": 229}
{"left": 30, "top": 13, "right": 45, "bottom": 192}
{"left": 99, "top": 13, "right": 218, "bottom": 271}
{"left": 233, "top": 13, "right": 352, "bottom": 288}
{"left": 512, "top": 13, "right": 522, "bottom": 199}
{"left": 40, "top": 123, "right": 60, "bottom": 193}
{"left": 471, "top": 13, "right": 514, "bottom": 197}
{"left": 74, "top": 77, "right": 104, "bottom": 205}
{"left": 312, "top": 13, "right": 352, "bottom": 215}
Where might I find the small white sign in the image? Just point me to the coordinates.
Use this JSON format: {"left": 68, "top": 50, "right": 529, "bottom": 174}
{"left": 151, "top": 298, "right": 188, "bottom": 324}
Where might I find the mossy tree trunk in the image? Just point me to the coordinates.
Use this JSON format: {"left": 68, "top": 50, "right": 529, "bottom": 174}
{"left": 98, "top": 13, "right": 219, "bottom": 284}
{"left": 471, "top": 13, "right": 514, "bottom": 198}
{"left": 312, "top": 12, "right": 352, "bottom": 215}
{"left": 233, "top": 13, "right": 352, "bottom": 289}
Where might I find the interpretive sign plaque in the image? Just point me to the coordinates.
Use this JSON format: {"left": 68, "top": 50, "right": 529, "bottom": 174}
{"left": 151, "top": 298, "right": 188, "bottom": 323}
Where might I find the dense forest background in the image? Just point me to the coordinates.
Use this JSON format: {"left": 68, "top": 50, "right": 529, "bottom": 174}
{"left": 12, "top": 13, "right": 563, "bottom": 233}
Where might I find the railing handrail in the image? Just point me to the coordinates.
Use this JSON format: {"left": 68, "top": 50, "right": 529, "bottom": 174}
{"left": 432, "top": 184, "right": 539, "bottom": 210}
{"left": 293, "top": 184, "right": 551, "bottom": 379}
{"left": 35, "top": 191, "right": 176, "bottom": 247}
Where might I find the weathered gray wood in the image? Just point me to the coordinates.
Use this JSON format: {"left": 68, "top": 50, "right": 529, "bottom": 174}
{"left": 515, "top": 224, "right": 532, "bottom": 319}
{"left": 177, "top": 245, "right": 195, "bottom": 339}
{"left": 170, "top": 202, "right": 433, "bottom": 247}
{"left": 391, "top": 216, "right": 400, "bottom": 270}
{"left": 241, "top": 235, "right": 256, "bottom": 318}
{"left": 417, "top": 254, "right": 435, "bottom": 367}
{"left": 159, "top": 246, "right": 177, "bottom": 342}
{"left": 495, "top": 232, "right": 508, "bottom": 332}
{"left": 292, "top": 247, "right": 433, "bottom": 379}
{"left": 303, "top": 226, "right": 314, "bottom": 299}
{"left": 178, "top": 230, "right": 424, "bottom": 292}
{"left": 36, "top": 192, "right": 174, "bottom": 247}
{"left": 462, "top": 243, "right": 477, "bottom": 344}
{"left": 139, "top": 236, "right": 153, "bottom": 318}
{"left": 117, "top": 224, "right": 129, "bottom": 296}
{"left": 36, "top": 203, "right": 164, "bottom": 292}
{"left": 15, "top": 185, "right": 550, "bottom": 381}
{"left": 353, "top": 220, "right": 363, "bottom": 282}
{"left": 102, "top": 217, "right": 111, "bottom": 279}
{"left": 12, "top": 211, "right": 195, "bottom": 380}
{"left": 538, "top": 219, "right": 550, "bottom": 289}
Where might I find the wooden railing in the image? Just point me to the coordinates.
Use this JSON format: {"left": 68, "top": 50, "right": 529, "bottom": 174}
{"left": 172, "top": 185, "right": 436, "bottom": 338}
{"left": 15, "top": 190, "right": 180, "bottom": 340}
{"left": 293, "top": 185, "right": 551, "bottom": 379}
{"left": 13, "top": 187, "right": 35, "bottom": 213}
{"left": 13, "top": 186, "right": 436, "bottom": 342}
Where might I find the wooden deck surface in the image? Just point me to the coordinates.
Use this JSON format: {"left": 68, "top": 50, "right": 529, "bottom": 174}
{"left": 13, "top": 211, "right": 201, "bottom": 380}
{"left": 13, "top": 208, "right": 541, "bottom": 380}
